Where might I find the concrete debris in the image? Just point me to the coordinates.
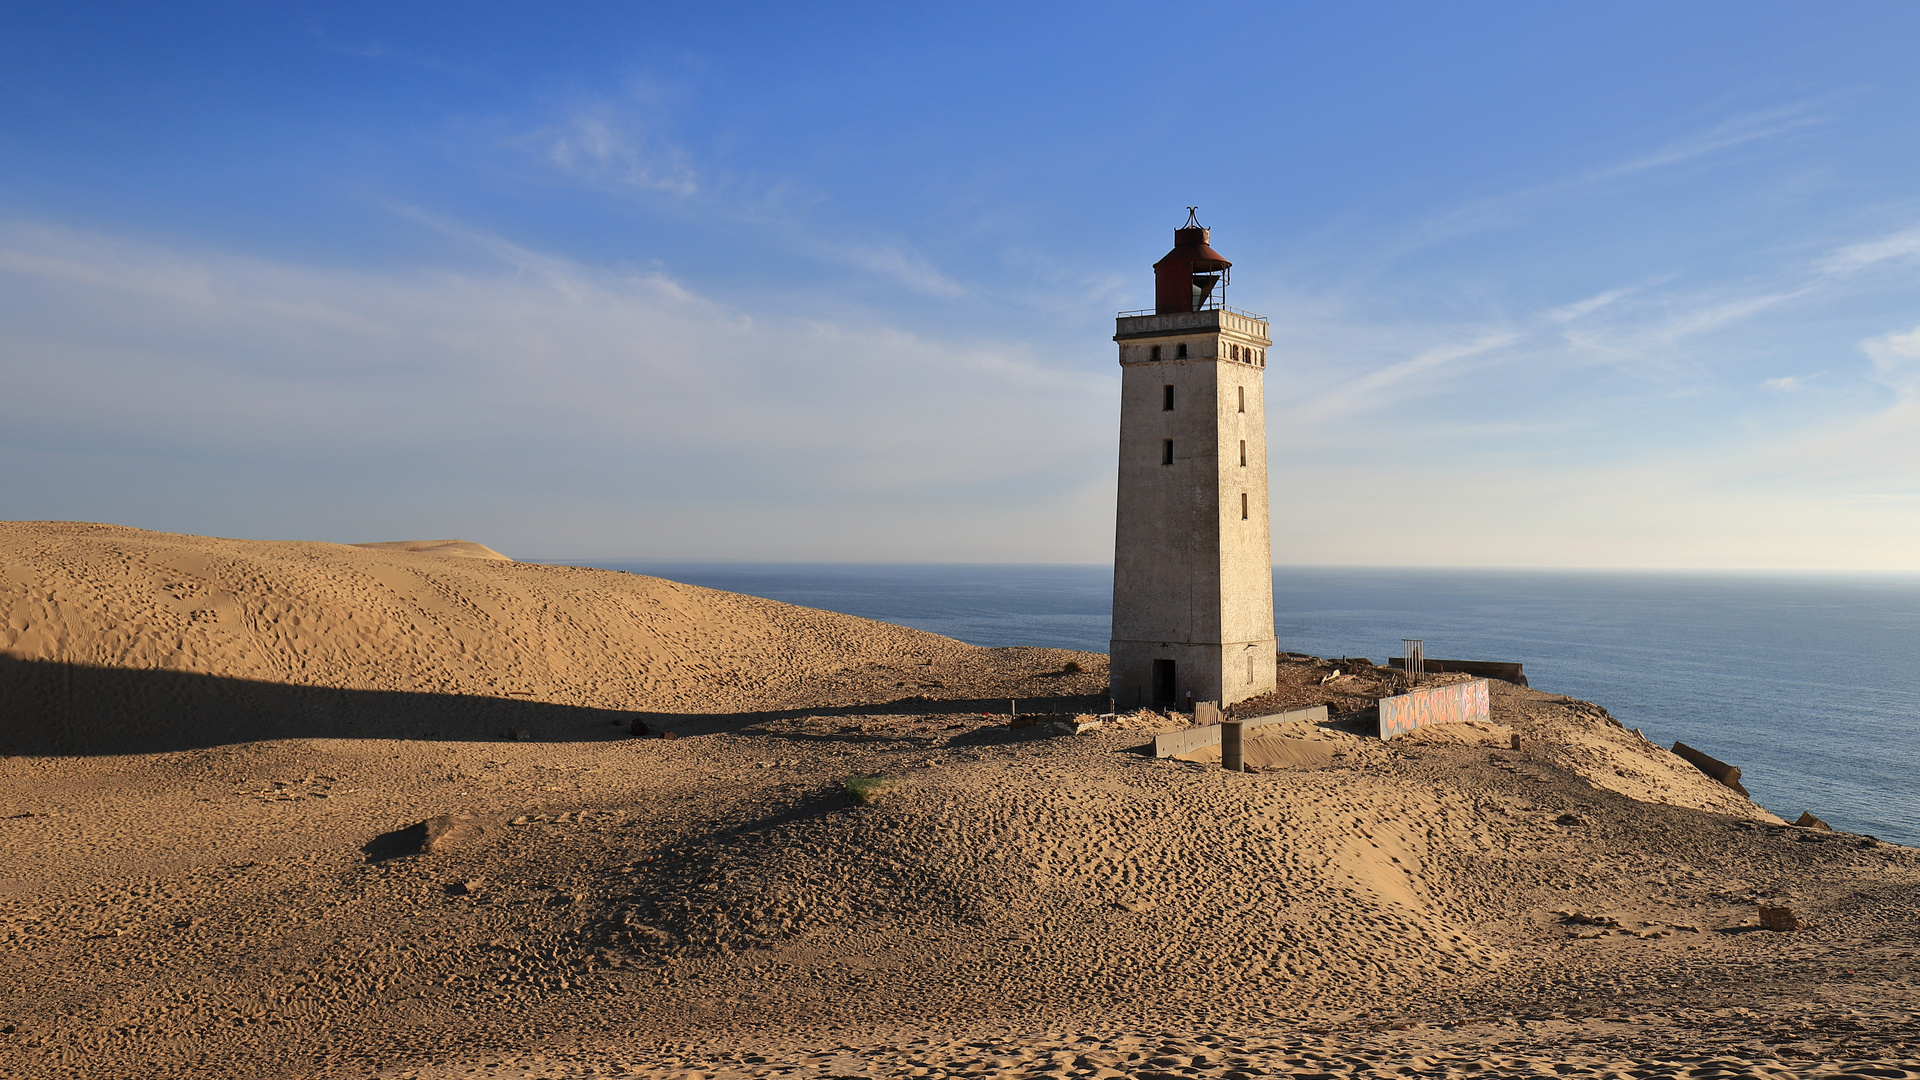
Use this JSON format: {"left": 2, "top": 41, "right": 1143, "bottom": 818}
{"left": 1671, "top": 741, "right": 1751, "bottom": 798}
{"left": 1795, "top": 811, "right": 1833, "bottom": 831}
{"left": 1556, "top": 911, "right": 1622, "bottom": 928}
{"left": 418, "top": 813, "right": 477, "bottom": 854}
{"left": 364, "top": 813, "right": 477, "bottom": 862}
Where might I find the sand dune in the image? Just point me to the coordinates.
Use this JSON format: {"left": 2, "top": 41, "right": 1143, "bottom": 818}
{"left": 1, "top": 523, "right": 1915, "bottom": 1078}
{"left": 350, "top": 539, "right": 514, "bottom": 561}
{"left": 0, "top": 521, "right": 1103, "bottom": 754}
{"left": 0, "top": 521, "right": 1007, "bottom": 705}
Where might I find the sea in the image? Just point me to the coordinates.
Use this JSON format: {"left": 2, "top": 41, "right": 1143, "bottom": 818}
{"left": 583, "top": 562, "right": 1920, "bottom": 849}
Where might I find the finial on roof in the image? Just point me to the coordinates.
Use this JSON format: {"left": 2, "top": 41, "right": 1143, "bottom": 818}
{"left": 1183, "top": 206, "right": 1202, "bottom": 229}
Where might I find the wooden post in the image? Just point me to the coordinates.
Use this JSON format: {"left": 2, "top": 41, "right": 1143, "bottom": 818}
{"left": 1221, "top": 720, "right": 1244, "bottom": 773}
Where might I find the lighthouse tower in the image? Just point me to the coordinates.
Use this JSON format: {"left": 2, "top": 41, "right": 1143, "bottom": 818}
{"left": 1110, "top": 210, "right": 1277, "bottom": 710}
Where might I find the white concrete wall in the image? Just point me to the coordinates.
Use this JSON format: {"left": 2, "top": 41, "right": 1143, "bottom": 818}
{"left": 1109, "top": 310, "right": 1277, "bottom": 708}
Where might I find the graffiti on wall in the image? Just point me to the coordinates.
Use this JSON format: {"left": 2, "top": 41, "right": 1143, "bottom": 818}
{"left": 1377, "top": 678, "right": 1490, "bottom": 740}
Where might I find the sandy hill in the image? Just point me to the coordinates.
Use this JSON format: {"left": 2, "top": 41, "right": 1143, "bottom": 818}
{"left": 350, "top": 539, "right": 514, "bottom": 560}
{"left": 0, "top": 521, "right": 1104, "bottom": 754}
{"left": 1, "top": 523, "right": 1916, "bottom": 1079}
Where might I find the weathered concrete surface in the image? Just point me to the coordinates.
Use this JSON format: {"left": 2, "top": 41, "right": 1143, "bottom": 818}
{"left": 1151, "top": 723, "right": 1227, "bottom": 759}
{"left": 1245, "top": 704, "right": 1329, "bottom": 733}
{"left": 1148, "top": 704, "right": 1329, "bottom": 758}
{"left": 1377, "top": 679, "right": 1491, "bottom": 740}
{"left": 1673, "top": 741, "right": 1752, "bottom": 798}
{"left": 1386, "top": 657, "right": 1529, "bottom": 687}
{"left": 1221, "top": 720, "right": 1244, "bottom": 772}
{"left": 1795, "top": 810, "right": 1833, "bottom": 831}
{"left": 1110, "top": 303, "right": 1277, "bottom": 709}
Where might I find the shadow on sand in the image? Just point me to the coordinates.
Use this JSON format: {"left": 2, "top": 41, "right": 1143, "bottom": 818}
{"left": 0, "top": 656, "right": 1110, "bottom": 757}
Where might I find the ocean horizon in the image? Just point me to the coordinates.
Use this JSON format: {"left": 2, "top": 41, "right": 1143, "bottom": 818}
{"left": 563, "top": 560, "right": 1920, "bottom": 849}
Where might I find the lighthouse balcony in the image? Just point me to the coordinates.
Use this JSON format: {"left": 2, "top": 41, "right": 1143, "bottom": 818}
{"left": 1113, "top": 306, "right": 1269, "bottom": 343}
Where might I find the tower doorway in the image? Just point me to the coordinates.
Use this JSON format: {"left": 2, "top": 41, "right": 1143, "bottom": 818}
{"left": 1151, "top": 659, "right": 1176, "bottom": 707}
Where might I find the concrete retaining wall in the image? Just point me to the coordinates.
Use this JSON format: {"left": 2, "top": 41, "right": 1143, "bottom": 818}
{"left": 1150, "top": 704, "right": 1329, "bottom": 758}
{"left": 1387, "top": 658, "right": 1528, "bottom": 687}
{"left": 1152, "top": 724, "right": 1227, "bottom": 758}
{"left": 1246, "top": 705, "right": 1329, "bottom": 734}
{"left": 1377, "top": 679, "right": 1490, "bottom": 740}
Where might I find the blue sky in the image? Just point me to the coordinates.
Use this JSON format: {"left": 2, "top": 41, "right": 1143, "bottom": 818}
{"left": 4, "top": 2, "right": 1919, "bottom": 567}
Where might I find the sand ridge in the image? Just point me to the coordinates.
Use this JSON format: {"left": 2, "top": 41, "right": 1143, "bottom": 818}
{"left": 349, "top": 540, "right": 514, "bottom": 561}
{"left": 0, "top": 521, "right": 1107, "bottom": 755}
{"left": 0, "top": 520, "right": 995, "bottom": 707}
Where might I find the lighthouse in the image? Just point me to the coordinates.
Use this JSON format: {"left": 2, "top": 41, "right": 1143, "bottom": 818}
{"left": 1110, "top": 210, "right": 1277, "bottom": 710}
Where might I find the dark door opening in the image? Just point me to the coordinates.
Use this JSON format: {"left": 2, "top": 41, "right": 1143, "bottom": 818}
{"left": 1151, "top": 659, "right": 1176, "bottom": 707}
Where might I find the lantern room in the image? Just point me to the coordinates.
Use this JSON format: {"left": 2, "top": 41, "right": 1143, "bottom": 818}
{"left": 1152, "top": 207, "right": 1233, "bottom": 314}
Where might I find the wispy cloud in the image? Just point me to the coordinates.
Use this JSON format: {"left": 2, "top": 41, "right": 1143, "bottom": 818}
{"left": 1279, "top": 329, "right": 1523, "bottom": 427}
{"left": 521, "top": 100, "right": 700, "bottom": 197}
{"left": 1490, "top": 218, "right": 1920, "bottom": 385}
{"left": 1588, "top": 102, "right": 1828, "bottom": 181}
{"left": 1257, "top": 194, "right": 1920, "bottom": 531}
{"left": 794, "top": 236, "right": 967, "bottom": 298}
{"left": 995, "top": 244, "right": 1135, "bottom": 316}
{"left": 1544, "top": 287, "right": 1633, "bottom": 324}
{"left": 0, "top": 220, "right": 1104, "bottom": 559}
{"left": 1817, "top": 226, "right": 1920, "bottom": 276}
{"left": 1862, "top": 324, "right": 1920, "bottom": 382}
{"left": 1401, "top": 101, "right": 1833, "bottom": 254}
{"left": 304, "top": 23, "right": 476, "bottom": 76}
{"left": 1347, "top": 332, "right": 1524, "bottom": 395}
{"left": 1652, "top": 287, "right": 1815, "bottom": 343}
{"left": 1722, "top": 324, "right": 1920, "bottom": 504}
{"left": 487, "top": 89, "right": 968, "bottom": 299}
